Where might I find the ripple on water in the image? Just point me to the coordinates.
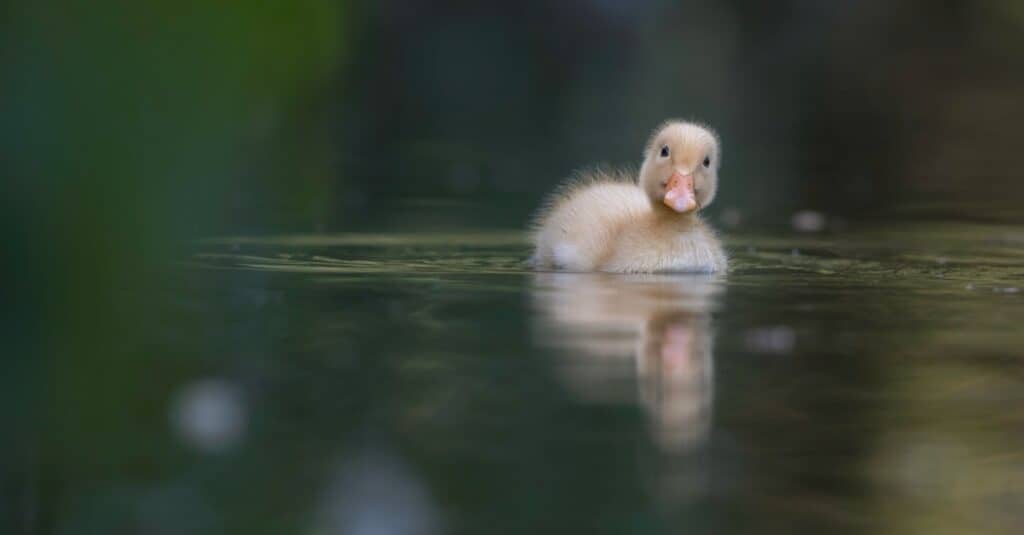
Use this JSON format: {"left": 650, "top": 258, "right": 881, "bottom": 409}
{"left": 189, "top": 223, "right": 1024, "bottom": 292}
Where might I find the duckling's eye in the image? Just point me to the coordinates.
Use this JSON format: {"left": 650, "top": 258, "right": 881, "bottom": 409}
{"left": 703, "top": 156, "right": 711, "bottom": 167}
{"left": 659, "top": 146, "right": 670, "bottom": 158}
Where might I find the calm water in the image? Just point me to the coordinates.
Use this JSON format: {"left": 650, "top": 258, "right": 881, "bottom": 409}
{"left": 34, "top": 222, "right": 1024, "bottom": 533}
{"left": 166, "top": 221, "right": 1024, "bottom": 534}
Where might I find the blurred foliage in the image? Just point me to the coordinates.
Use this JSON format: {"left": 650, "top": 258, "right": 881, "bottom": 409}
{"left": 2, "top": 1, "right": 345, "bottom": 532}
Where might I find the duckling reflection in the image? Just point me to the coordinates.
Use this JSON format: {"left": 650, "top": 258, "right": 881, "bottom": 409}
{"left": 531, "top": 273, "right": 719, "bottom": 452}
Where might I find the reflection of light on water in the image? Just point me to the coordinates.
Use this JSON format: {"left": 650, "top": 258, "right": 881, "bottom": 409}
{"left": 866, "top": 363, "right": 1024, "bottom": 530}
{"left": 317, "top": 448, "right": 442, "bottom": 535}
{"left": 530, "top": 273, "right": 719, "bottom": 453}
{"left": 170, "top": 379, "right": 246, "bottom": 453}
{"left": 744, "top": 326, "right": 796, "bottom": 355}
{"left": 720, "top": 207, "right": 743, "bottom": 228}
{"left": 877, "top": 433, "right": 970, "bottom": 499}
{"left": 791, "top": 210, "right": 826, "bottom": 232}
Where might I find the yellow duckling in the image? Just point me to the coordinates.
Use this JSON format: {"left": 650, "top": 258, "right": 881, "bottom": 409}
{"left": 530, "top": 120, "right": 727, "bottom": 273}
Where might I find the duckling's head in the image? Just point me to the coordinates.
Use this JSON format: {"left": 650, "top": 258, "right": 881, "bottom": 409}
{"left": 638, "top": 121, "right": 721, "bottom": 215}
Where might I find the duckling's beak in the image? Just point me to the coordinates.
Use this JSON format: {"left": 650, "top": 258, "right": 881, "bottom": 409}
{"left": 663, "top": 170, "right": 698, "bottom": 213}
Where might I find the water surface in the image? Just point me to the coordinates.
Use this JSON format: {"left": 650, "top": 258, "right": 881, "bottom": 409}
{"left": 165, "top": 222, "right": 1024, "bottom": 533}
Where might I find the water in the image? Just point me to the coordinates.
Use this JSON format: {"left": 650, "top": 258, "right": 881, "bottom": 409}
{"left": 19, "top": 222, "right": 1024, "bottom": 533}
{"left": 158, "top": 221, "right": 1024, "bottom": 534}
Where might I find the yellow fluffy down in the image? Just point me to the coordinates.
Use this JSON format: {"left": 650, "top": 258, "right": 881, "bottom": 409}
{"left": 530, "top": 121, "right": 727, "bottom": 273}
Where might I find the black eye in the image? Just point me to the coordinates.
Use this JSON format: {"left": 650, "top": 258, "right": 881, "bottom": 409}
{"left": 660, "top": 146, "right": 669, "bottom": 158}
{"left": 703, "top": 156, "right": 711, "bottom": 167}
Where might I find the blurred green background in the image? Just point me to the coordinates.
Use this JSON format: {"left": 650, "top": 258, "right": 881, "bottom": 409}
{"left": 4, "top": 1, "right": 1024, "bottom": 533}
{"left": 6, "top": 1, "right": 1024, "bottom": 240}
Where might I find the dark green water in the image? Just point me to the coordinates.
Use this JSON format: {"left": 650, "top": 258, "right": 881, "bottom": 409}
{"left": 22, "top": 222, "right": 1024, "bottom": 534}
{"left": 164, "top": 222, "right": 1024, "bottom": 534}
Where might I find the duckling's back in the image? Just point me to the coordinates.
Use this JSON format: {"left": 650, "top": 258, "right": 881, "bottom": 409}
{"left": 530, "top": 172, "right": 649, "bottom": 270}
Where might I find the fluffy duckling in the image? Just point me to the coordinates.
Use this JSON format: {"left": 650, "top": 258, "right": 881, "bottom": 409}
{"left": 531, "top": 121, "right": 727, "bottom": 273}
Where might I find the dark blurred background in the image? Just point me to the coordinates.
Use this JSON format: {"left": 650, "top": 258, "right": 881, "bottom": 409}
{"left": 3, "top": 1, "right": 1024, "bottom": 533}
{"left": 6, "top": 1, "right": 1024, "bottom": 238}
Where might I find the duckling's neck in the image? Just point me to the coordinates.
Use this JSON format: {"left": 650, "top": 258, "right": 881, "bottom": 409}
{"left": 650, "top": 202, "right": 700, "bottom": 230}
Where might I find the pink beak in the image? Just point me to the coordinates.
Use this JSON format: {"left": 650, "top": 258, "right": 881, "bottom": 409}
{"left": 663, "top": 171, "right": 698, "bottom": 213}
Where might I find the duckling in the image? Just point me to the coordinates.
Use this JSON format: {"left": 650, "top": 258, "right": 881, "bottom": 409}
{"left": 530, "top": 120, "right": 727, "bottom": 273}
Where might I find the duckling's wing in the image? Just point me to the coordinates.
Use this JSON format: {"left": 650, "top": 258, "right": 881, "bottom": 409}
{"left": 530, "top": 168, "right": 648, "bottom": 270}
{"left": 529, "top": 167, "right": 638, "bottom": 233}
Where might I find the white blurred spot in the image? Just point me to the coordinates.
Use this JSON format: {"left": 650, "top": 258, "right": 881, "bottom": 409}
{"left": 791, "top": 248, "right": 800, "bottom": 257}
{"left": 791, "top": 210, "right": 826, "bottom": 232}
{"left": 745, "top": 326, "right": 795, "bottom": 355}
{"left": 994, "top": 287, "right": 1020, "bottom": 294}
{"left": 318, "top": 449, "right": 441, "bottom": 535}
{"left": 935, "top": 256, "right": 948, "bottom": 265}
{"left": 170, "top": 379, "right": 246, "bottom": 453}
{"left": 720, "top": 207, "right": 742, "bottom": 228}
{"left": 965, "top": 283, "right": 975, "bottom": 291}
